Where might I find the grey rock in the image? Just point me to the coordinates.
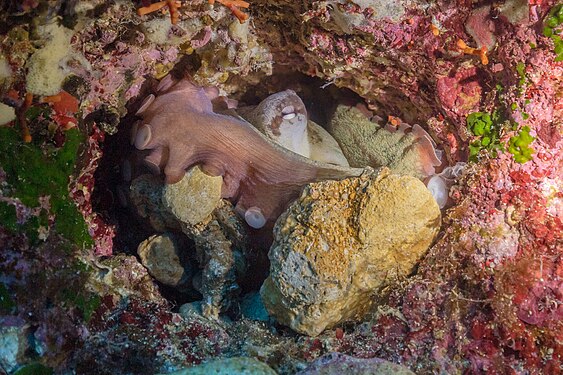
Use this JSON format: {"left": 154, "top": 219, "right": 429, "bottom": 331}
{"left": 297, "top": 353, "right": 415, "bottom": 375}
{"left": 162, "top": 357, "right": 277, "bottom": 375}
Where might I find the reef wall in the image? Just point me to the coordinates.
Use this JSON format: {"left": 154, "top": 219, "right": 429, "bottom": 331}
{"left": 0, "top": 1, "right": 561, "bottom": 374}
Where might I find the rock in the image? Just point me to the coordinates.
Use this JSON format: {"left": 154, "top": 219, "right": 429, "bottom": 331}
{"left": 162, "top": 166, "right": 223, "bottom": 226}
{"left": 163, "top": 357, "right": 277, "bottom": 375}
{"left": 137, "top": 233, "right": 191, "bottom": 287}
{"left": 179, "top": 301, "right": 204, "bottom": 318}
{"left": 260, "top": 168, "right": 440, "bottom": 336}
{"left": 129, "top": 168, "right": 245, "bottom": 319}
{"left": 0, "top": 317, "right": 28, "bottom": 373}
{"left": 98, "top": 254, "right": 164, "bottom": 301}
{"left": 129, "top": 174, "right": 180, "bottom": 232}
{"left": 130, "top": 166, "right": 222, "bottom": 231}
{"left": 297, "top": 353, "right": 416, "bottom": 375}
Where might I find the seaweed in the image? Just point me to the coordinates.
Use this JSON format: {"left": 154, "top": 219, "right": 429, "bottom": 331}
{"left": 543, "top": 4, "right": 563, "bottom": 62}
{"left": 467, "top": 111, "right": 504, "bottom": 161}
{"left": 0, "top": 126, "right": 92, "bottom": 247}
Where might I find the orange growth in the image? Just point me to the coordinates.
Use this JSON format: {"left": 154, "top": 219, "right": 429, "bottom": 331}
{"left": 210, "top": 0, "right": 250, "bottom": 23}
{"left": 457, "top": 39, "right": 489, "bottom": 65}
{"left": 18, "top": 93, "right": 33, "bottom": 143}
{"left": 137, "top": 1, "right": 181, "bottom": 25}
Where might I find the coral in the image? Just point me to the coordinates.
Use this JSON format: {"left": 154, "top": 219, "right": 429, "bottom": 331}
{"left": 132, "top": 76, "right": 362, "bottom": 224}
{"left": 137, "top": 1, "right": 182, "bottom": 25}
{"left": 261, "top": 168, "right": 440, "bottom": 336}
{"left": 25, "top": 22, "right": 77, "bottom": 96}
{"left": 211, "top": 0, "right": 251, "bottom": 24}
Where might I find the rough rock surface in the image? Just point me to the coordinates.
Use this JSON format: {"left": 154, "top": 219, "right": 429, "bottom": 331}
{"left": 261, "top": 168, "right": 441, "bottom": 336}
{"left": 165, "top": 357, "right": 277, "bottom": 375}
{"left": 129, "top": 174, "right": 181, "bottom": 232}
{"left": 137, "top": 233, "right": 191, "bottom": 287}
{"left": 129, "top": 168, "right": 245, "bottom": 319}
{"left": 297, "top": 353, "right": 415, "bottom": 375}
{"left": 162, "top": 166, "right": 223, "bottom": 226}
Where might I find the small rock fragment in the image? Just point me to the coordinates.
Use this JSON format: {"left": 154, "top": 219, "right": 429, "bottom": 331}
{"left": 137, "top": 233, "right": 191, "bottom": 287}
{"left": 129, "top": 174, "right": 180, "bottom": 232}
{"left": 0, "top": 318, "right": 28, "bottom": 373}
{"left": 261, "top": 168, "right": 440, "bottom": 336}
{"left": 162, "top": 166, "right": 223, "bottom": 226}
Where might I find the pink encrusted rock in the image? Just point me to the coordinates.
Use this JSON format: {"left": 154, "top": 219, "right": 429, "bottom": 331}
{"left": 465, "top": 5, "right": 496, "bottom": 51}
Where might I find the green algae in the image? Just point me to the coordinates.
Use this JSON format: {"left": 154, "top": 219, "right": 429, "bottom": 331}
{"left": 467, "top": 111, "right": 534, "bottom": 164}
{"left": 467, "top": 111, "right": 503, "bottom": 161}
{"left": 508, "top": 126, "right": 535, "bottom": 163}
{"left": 0, "top": 125, "right": 92, "bottom": 247}
{"left": 543, "top": 4, "right": 563, "bottom": 62}
{"left": 61, "top": 288, "right": 101, "bottom": 323}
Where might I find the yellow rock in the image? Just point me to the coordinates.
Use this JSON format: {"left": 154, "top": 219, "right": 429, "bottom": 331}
{"left": 261, "top": 168, "right": 441, "bottom": 336}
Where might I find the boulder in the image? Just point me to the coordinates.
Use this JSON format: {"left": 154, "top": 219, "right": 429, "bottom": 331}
{"left": 261, "top": 169, "right": 440, "bottom": 336}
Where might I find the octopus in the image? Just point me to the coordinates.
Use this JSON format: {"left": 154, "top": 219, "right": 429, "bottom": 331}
{"left": 131, "top": 75, "right": 364, "bottom": 227}
{"left": 127, "top": 76, "right": 444, "bottom": 318}
{"left": 236, "top": 90, "right": 350, "bottom": 167}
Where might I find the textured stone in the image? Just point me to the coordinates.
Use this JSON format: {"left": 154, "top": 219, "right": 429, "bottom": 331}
{"left": 261, "top": 168, "right": 440, "bottom": 336}
{"left": 164, "top": 357, "right": 277, "bottom": 375}
{"left": 137, "top": 233, "right": 191, "bottom": 287}
{"left": 0, "top": 318, "right": 28, "bottom": 374}
{"left": 297, "top": 353, "right": 416, "bottom": 375}
{"left": 162, "top": 166, "right": 223, "bottom": 226}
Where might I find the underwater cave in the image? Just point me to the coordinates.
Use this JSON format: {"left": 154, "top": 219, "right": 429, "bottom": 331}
{"left": 0, "top": 0, "right": 561, "bottom": 374}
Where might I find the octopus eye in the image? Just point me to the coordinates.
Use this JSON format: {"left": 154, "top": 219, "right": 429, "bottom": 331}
{"left": 282, "top": 105, "right": 296, "bottom": 120}
{"left": 244, "top": 206, "right": 266, "bottom": 229}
